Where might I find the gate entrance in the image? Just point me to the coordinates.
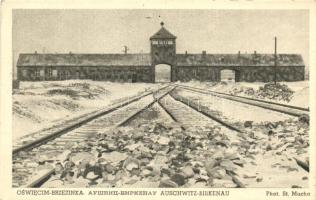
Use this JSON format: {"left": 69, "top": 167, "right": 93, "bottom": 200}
{"left": 155, "top": 64, "right": 171, "bottom": 83}
{"left": 220, "top": 69, "right": 237, "bottom": 82}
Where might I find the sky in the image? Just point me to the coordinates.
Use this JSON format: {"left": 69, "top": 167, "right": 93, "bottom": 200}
{"left": 13, "top": 9, "right": 309, "bottom": 75}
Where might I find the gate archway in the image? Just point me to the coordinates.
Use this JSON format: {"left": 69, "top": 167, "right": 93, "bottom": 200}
{"left": 155, "top": 64, "right": 171, "bottom": 83}
{"left": 220, "top": 69, "right": 239, "bottom": 82}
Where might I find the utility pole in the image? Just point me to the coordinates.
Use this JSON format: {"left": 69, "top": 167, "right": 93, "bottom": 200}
{"left": 274, "top": 37, "right": 277, "bottom": 84}
{"left": 123, "top": 46, "right": 129, "bottom": 54}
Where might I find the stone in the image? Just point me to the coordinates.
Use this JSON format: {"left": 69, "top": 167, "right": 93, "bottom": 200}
{"left": 212, "top": 168, "right": 227, "bottom": 179}
{"left": 132, "top": 132, "right": 144, "bottom": 140}
{"left": 130, "top": 168, "right": 141, "bottom": 176}
{"left": 125, "top": 143, "right": 141, "bottom": 151}
{"left": 104, "top": 163, "right": 115, "bottom": 174}
{"left": 220, "top": 160, "right": 236, "bottom": 171}
{"left": 123, "top": 158, "right": 140, "bottom": 171}
{"left": 101, "top": 151, "right": 128, "bottom": 164}
{"left": 212, "top": 151, "right": 225, "bottom": 160}
{"left": 157, "top": 136, "right": 170, "bottom": 145}
{"left": 205, "top": 160, "right": 219, "bottom": 176}
{"left": 266, "top": 144, "right": 272, "bottom": 151}
{"left": 244, "top": 121, "right": 253, "bottom": 128}
{"left": 125, "top": 162, "right": 139, "bottom": 171}
{"left": 182, "top": 166, "right": 195, "bottom": 178}
{"left": 233, "top": 159, "right": 245, "bottom": 167}
{"left": 159, "top": 179, "right": 178, "bottom": 188}
{"left": 170, "top": 173, "right": 186, "bottom": 186}
{"left": 141, "top": 168, "right": 152, "bottom": 177}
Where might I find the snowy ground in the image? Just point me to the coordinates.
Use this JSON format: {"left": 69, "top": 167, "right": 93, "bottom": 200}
{"left": 13, "top": 81, "right": 160, "bottom": 141}
{"left": 12, "top": 81, "right": 309, "bottom": 188}
{"left": 179, "top": 81, "right": 309, "bottom": 108}
{"left": 176, "top": 89, "right": 295, "bottom": 123}
{"left": 171, "top": 89, "right": 309, "bottom": 187}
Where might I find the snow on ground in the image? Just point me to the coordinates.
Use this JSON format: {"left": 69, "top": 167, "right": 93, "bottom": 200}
{"left": 176, "top": 89, "right": 295, "bottom": 123}
{"left": 13, "top": 80, "right": 160, "bottom": 141}
{"left": 180, "top": 81, "right": 309, "bottom": 108}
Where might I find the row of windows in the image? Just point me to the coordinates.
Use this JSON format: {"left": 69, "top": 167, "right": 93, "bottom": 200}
{"left": 152, "top": 40, "right": 173, "bottom": 45}
{"left": 22, "top": 69, "right": 58, "bottom": 77}
{"left": 21, "top": 69, "right": 151, "bottom": 78}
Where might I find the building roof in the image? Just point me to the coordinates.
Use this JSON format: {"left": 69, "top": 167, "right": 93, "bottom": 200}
{"left": 176, "top": 53, "right": 304, "bottom": 67}
{"left": 150, "top": 26, "right": 177, "bottom": 40}
{"left": 17, "top": 53, "right": 304, "bottom": 68}
{"left": 17, "top": 53, "right": 152, "bottom": 67}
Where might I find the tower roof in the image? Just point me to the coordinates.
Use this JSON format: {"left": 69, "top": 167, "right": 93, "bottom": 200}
{"left": 150, "top": 22, "right": 176, "bottom": 40}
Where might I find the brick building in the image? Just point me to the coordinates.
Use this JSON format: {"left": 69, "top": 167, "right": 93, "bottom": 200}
{"left": 17, "top": 22, "right": 305, "bottom": 82}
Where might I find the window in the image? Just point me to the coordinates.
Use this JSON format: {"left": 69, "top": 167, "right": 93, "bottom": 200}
{"left": 53, "top": 70, "right": 58, "bottom": 77}
{"left": 40, "top": 69, "right": 45, "bottom": 77}
{"left": 22, "top": 70, "right": 27, "bottom": 77}
{"left": 153, "top": 40, "right": 173, "bottom": 45}
{"left": 158, "top": 40, "right": 164, "bottom": 45}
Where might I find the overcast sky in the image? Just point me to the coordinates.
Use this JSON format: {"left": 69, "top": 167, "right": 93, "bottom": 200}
{"left": 13, "top": 9, "right": 309, "bottom": 73}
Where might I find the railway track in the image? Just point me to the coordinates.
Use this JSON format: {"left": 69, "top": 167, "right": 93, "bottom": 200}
{"left": 13, "top": 85, "right": 170, "bottom": 155}
{"left": 156, "top": 94, "right": 245, "bottom": 187}
{"left": 154, "top": 92, "right": 307, "bottom": 188}
{"left": 13, "top": 83, "right": 308, "bottom": 188}
{"left": 174, "top": 84, "right": 309, "bottom": 117}
{"left": 15, "top": 83, "right": 247, "bottom": 188}
{"left": 13, "top": 85, "right": 174, "bottom": 187}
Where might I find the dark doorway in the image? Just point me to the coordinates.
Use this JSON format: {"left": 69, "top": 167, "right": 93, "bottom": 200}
{"left": 155, "top": 64, "right": 171, "bottom": 83}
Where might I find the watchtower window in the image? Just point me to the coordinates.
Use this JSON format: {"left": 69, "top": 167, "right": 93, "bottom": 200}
{"left": 152, "top": 40, "right": 173, "bottom": 45}
{"left": 158, "top": 40, "right": 170, "bottom": 45}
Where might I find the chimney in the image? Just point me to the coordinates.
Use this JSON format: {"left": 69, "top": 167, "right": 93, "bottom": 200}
{"left": 35, "top": 50, "right": 37, "bottom": 54}
{"left": 254, "top": 50, "right": 257, "bottom": 55}
{"left": 202, "top": 51, "right": 206, "bottom": 59}
{"left": 238, "top": 51, "right": 240, "bottom": 58}
{"left": 69, "top": 51, "right": 72, "bottom": 54}
{"left": 185, "top": 50, "right": 188, "bottom": 55}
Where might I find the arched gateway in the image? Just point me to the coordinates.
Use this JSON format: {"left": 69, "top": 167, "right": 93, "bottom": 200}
{"left": 154, "top": 64, "right": 171, "bottom": 82}
{"left": 150, "top": 22, "right": 176, "bottom": 82}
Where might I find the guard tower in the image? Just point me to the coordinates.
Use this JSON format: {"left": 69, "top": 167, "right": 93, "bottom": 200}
{"left": 150, "top": 22, "right": 177, "bottom": 66}
{"left": 150, "top": 22, "right": 177, "bottom": 82}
